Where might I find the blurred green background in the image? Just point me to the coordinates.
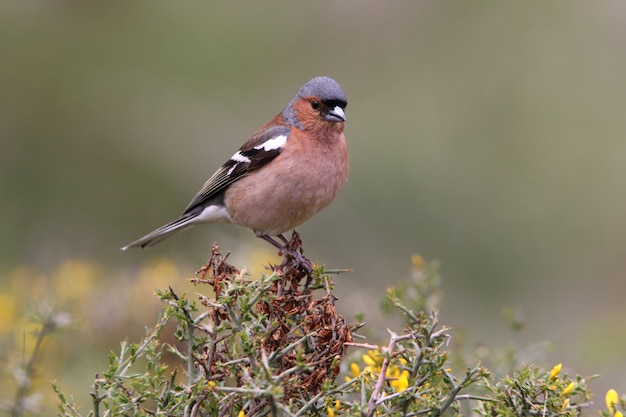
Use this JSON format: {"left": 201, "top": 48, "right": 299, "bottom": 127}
{"left": 2, "top": 0, "right": 625, "bottom": 413}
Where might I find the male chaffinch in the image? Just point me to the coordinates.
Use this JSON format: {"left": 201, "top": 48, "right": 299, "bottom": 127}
{"left": 121, "top": 76, "right": 349, "bottom": 264}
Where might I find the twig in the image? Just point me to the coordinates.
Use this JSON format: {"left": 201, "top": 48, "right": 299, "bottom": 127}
{"left": 320, "top": 268, "right": 353, "bottom": 274}
{"left": 345, "top": 342, "right": 381, "bottom": 350}
{"left": 366, "top": 330, "right": 416, "bottom": 416}
{"left": 268, "top": 331, "right": 318, "bottom": 363}
{"left": 293, "top": 377, "right": 361, "bottom": 417}
{"left": 431, "top": 365, "right": 484, "bottom": 417}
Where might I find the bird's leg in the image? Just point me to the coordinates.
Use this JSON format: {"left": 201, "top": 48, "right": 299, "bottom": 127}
{"left": 259, "top": 234, "right": 286, "bottom": 251}
{"left": 277, "top": 233, "right": 289, "bottom": 246}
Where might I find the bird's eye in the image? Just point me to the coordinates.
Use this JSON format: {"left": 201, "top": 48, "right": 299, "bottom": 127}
{"left": 311, "top": 100, "right": 320, "bottom": 110}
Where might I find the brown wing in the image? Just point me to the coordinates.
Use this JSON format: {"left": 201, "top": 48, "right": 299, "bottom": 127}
{"left": 181, "top": 125, "right": 291, "bottom": 215}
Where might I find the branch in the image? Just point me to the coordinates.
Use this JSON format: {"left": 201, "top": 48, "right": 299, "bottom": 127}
{"left": 366, "top": 330, "right": 416, "bottom": 416}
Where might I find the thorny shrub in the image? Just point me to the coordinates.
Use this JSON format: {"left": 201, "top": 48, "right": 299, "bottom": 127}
{"left": 50, "top": 233, "right": 606, "bottom": 417}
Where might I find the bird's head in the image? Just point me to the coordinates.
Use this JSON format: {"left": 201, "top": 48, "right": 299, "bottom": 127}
{"left": 283, "top": 76, "right": 347, "bottom": 130}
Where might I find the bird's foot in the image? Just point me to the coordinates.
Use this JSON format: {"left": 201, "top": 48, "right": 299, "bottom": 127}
{"left": 280, "top": 248, "right": 314, "bottom": 280}
{"left": 260, "top": 231, "right": 315, "bottom": 288}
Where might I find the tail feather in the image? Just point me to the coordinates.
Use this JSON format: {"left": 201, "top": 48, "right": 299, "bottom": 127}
{"left": 121, "top": 215, "right": 197, "bottom": 250}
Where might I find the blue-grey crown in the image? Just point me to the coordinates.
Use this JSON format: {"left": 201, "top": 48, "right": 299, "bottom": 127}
{"left": 296, "top": 76, "right": 347, "bottom": 103}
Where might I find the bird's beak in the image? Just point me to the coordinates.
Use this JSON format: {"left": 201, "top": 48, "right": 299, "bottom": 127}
{"left": 324, "top": 106, "right": 346, "bottom": 122}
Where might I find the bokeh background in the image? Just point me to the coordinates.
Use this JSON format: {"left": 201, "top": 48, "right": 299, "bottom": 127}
{"left": 2, "top": 0, "right": 625, "bottom": 413}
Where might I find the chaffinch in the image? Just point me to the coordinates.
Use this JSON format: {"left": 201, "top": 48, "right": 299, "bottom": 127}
{"left": 121, "top": 76, "right": 349, "bottom": 262}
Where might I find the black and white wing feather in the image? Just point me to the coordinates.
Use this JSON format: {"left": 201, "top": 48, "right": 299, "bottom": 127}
{"left": 121, "top": 125, "right": 290, "bottom": 249}
{"left": 181, "top": 125, "right": 290, "bottom": 215}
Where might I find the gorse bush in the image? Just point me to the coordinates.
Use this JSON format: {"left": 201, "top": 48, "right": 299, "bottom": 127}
{"left": 6, "top": 233, "right": 624, "bottom": 416}
{"left": 56, "top": 236, "right": 356, "bottom": 416}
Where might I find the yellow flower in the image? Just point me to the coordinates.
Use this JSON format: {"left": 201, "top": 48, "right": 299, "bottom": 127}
{"left": 617, "top": 413, "right": 624, "bottom": 417}
{"left": 350, "top": 362, "right": 360, "bottom": 377}
{"left": 561, "top": 381, "right": 575, "bottom": 396}
{"left": 384, "top": 357, "right": 410, "bottom": 392}
{"left": 351, "top": 349, "right": 411, "bottom": 392}
{"left": 561, "top": 398, "right": 570, "bottom": 410}
{"left": 327, "top": 400, "right": 340, "bottom": 417}
{"left": 411, "top": 254, "right": 424, "bottom": 270}
{"left": 549, "top": 363, "right": 562, "bottom": 380}
{"left": 363, "top": 350, "right": 382, "bottom": 367}
{"left": 237, "top": 410, "right": 245, "bottom": 417}
{"left": 392, "top": 370, "right": 409, "bottom": 392}
{"left": 606, "top": 389, "right": 619, "bottom": 413}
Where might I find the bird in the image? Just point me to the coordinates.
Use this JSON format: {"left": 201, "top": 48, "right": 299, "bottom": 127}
{"left": 121, "top": 76, "right": 349, "bottom": 268}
